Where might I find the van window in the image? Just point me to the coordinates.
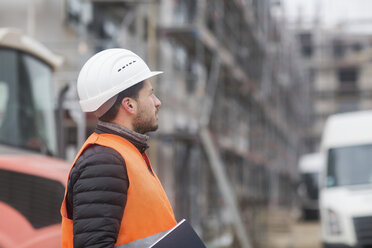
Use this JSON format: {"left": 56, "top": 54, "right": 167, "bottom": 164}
{"left": 327, "top": 144, "right": 372, "bottom": 187}
{"left": 0, "top": 48, "right": 56, "bottom": 155}
{"left": 301, "top": 172, "right": 320, "bottom": 199}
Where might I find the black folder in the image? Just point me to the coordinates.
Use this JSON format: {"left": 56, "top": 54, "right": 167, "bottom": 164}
{"left": 150, "top": 219, "right": 206, "bottom": 248}
{"left": 116, "top": 219, "right": 206, "bottom": 248}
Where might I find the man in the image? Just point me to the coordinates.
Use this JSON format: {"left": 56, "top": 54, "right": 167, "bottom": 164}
{"left": 60, "top": 49, "right": 177, "bottom": 248}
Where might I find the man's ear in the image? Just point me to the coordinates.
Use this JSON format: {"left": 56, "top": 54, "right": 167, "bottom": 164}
{"left": 121, "top": 97, "right": 136, "bottom": 114}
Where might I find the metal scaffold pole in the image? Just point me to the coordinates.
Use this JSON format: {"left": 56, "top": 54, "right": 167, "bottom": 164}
{"left": 199, "top": 128, "right": 252, "bottom": 248}
{"left": 199, "top": 53, "right": 252, "bottom": 248}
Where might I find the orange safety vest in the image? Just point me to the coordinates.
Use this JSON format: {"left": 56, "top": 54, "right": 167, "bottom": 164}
{"left": 60, "top": 132, "right": 177, "bottom": 247}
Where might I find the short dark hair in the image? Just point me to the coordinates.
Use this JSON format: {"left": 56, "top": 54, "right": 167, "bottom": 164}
{"left": 99, "top": 81, "right": 145, "bottom": 122}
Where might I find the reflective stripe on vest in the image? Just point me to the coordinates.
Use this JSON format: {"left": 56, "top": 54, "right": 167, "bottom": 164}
{"left": 60, "top": 133, "right": 177, "bottom": 247}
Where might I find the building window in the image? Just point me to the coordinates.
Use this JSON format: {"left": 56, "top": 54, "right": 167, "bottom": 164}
{"left": 65, "top": 0, "right": 93, "bottom": 27}
{"left": 337, "top": 67, "right": 358, "bottom": 90}
{"left": 352, "top": 42, "right": 363, "bottom": 52}
{"left": 333, "top": 39, "right": 345, "bottom": 58}
{"left": 298, "top": 32, "right": 313, "bottom": 58}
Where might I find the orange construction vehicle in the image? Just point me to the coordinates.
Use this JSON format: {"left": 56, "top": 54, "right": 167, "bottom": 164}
{"left": 0, "top": 28, "right": 69, "bottom": 248}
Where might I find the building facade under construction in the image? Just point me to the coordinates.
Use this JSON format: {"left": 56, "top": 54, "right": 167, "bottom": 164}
{"left": 296, "top": 25, "right": 372, "bottom": 151}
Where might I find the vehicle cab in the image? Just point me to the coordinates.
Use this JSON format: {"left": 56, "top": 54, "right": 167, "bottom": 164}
{"left": 320, "top": 110, "right": 372, "bottom": 248}
{"left": 0, "top": 28, "right": 69, "bottom": 248}
{"left": 298, "top": 152, "right": 323, "bottom": 220}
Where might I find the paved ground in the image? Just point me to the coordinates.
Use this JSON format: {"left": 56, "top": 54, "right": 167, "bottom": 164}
{"left": 268, "top": 220, "right": 321, "bottom": 248}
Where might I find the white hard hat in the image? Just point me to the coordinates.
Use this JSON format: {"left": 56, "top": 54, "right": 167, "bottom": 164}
{"left": 77, "top": 48, "right": 162, "bottom": 117}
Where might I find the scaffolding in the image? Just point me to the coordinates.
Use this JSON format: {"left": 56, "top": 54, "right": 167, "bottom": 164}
{"left": 152, "top": 1, "right": 310, "bottom": 247}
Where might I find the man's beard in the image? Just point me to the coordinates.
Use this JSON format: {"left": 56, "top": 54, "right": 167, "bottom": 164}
{"left": 133, "top": 109, "right": 158, "bottom": 134}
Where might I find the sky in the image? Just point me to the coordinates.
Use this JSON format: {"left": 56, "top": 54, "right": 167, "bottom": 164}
{"left": 282, "top": 0, "right": 372, "bottom": 33}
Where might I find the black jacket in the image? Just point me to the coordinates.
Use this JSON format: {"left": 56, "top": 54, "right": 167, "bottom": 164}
{"left": 66, "top": 123, "right": 149, "bottom": 248}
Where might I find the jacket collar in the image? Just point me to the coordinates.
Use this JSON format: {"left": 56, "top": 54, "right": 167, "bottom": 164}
{"left": 95, "top": 120, "right": 149, "bottom": 153}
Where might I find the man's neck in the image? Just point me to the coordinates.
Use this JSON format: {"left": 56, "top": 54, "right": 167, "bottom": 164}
{"left": 96, "top": 120, "right": 149, "bottom": 153}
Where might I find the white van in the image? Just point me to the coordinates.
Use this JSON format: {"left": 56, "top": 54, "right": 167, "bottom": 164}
{"left": 298, "top": 153, "right": 323, "bottom": 220}
{"left": 320, "top": 110, "right": 372, "bottom": 248}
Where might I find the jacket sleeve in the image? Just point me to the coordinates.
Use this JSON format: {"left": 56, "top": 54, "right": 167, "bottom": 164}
{"left": 68, "top": 145, "right": 129, "bottom": 248}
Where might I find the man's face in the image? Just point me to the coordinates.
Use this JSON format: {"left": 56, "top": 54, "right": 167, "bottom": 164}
{"left": 132, "top": 80, "right": 161, "bottom": 134}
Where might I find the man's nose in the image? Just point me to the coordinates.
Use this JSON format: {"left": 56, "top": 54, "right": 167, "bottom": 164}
{"left": 154, "top": 95, "right": 161, "bottom": 108}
